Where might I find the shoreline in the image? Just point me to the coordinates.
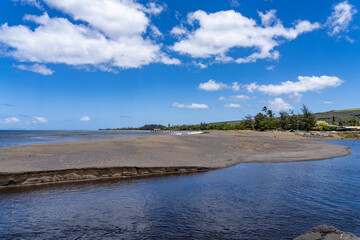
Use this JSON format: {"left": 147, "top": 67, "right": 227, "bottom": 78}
{"left": 0, "top": 166, "right": 214, "bottom": 188}
{"left": 0, "top": 131, "right": 353, "bottom": 189}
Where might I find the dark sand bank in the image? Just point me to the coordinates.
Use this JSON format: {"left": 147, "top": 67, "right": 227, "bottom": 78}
{"left": 0, "top": 131, "right": 351, "bottom": 187}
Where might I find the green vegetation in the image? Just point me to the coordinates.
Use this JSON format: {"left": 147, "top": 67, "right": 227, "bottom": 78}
{"left": 138, "top": 124, "right": 167, "bottom": 130}
{"left": 299, "top": 105, "right": 317, "bottom": 131}
{"left": 316, "top": 121, "right": 338, "bottom": 131}
{"left": 315, "top": 108, "right": 360, "bottom": 123}
{"left": 250, "top": 105, "right": 316, "bottom": 131}
{"left": 112, "top": 104, "right": 318, "bottom": 132}
{"left": 339, "top": 133, "right": 359, "bottom": 138}
{"left": 109, "top": 107, "right": 360, "bottom": 132}
{"left": 344, "top": 118, "right": 360, "bottom": 126}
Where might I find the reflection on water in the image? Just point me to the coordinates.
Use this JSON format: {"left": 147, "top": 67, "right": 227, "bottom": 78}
{"left": 0, "top": 140, "right": 359, "bottom": 239}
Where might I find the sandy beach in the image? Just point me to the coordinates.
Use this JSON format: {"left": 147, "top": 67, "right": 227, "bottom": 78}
{"left": 0, "top": 131, "right": 351, "bottom": 187}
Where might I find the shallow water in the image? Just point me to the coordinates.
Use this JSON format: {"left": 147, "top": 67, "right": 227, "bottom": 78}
{"left": 0, "top": 130, "right": 171, "bottom": 147}
{"left": 0, "top": 140, "right": 359, "bottom": 239}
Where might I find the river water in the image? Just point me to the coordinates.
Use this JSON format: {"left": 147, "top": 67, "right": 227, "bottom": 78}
{"left": 0, "top": 140, "right": 359, "bottom": 239}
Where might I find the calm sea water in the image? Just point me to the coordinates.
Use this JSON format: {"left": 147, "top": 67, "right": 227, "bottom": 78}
{"left": 0, "top": 140, "right": 359, "bottom": 239}
{"left": 0, "top": 130, "right": 171, "bottom": 147}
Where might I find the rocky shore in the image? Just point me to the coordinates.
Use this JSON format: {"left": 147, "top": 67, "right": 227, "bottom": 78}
{"left": 0, "top": 131, "right": 351, "bottom": 188}
{"left": 295, "top": 225, "right": 359, "bottom": 240}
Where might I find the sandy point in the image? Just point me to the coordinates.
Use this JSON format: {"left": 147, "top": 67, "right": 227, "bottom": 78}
{"left": 0, "top": 131, "right": 352, "bottom": 188}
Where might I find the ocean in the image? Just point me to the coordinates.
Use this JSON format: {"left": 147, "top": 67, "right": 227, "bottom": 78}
{"left": 0, "top": 130, "right": 172, "bottom": 147}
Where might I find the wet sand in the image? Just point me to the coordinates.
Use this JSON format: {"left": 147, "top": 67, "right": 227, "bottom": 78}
{"left": 0, "top": 131, "right": 351, "bottom": 187}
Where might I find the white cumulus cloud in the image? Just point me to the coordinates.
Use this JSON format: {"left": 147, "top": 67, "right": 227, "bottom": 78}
{"left": 43, "top": 0, "right": 150, "bottom": 39}
{"left": 268, "top": 98, "right": 293, "bottom": 112}
{"left": 288, "top": 92, "right": 303, "bottom": 103}
{"left": 245, "top": 76, "right": 343, "bottom": 95}
{"left": 171, "top": 9, "right": 320, "bottom": 64}
{"left": 33, "top": 116, "right": 48, "bottom": 123}
{"left": 326, "top": 1, "right": 357, "bottom": 37}
{"left": 143, "top": 2, "right": 165, "bottom": 16}
{"left": 15, "top": 63, "right": 54, "bottom": 75}
{"left": 0, "top": 117, "right": 21, "bottom": 124}
{"left": 170, "top": 25, "right": 188, "bottom": 36}
{"left": 172, "top": 103, "right": 209, "bottom": 109}
{"left": 199, "top": 79, "right": 240, "bottom": 92}
{"left": 80, "top": 116, "right": 91, "bottom": 121}
{"left": 150, "top": 25, "right": 163, "bottom": 38}
{"left": 199, "top": 79, "right": 228, "bottom": 92}
{"left": 224, "top": 103, "right": 241, "bottom": 108}
{"left": 0, "top": 0, "right": 179, "bottom": 71}
{"left": 194, "top": 62, "right": 207, "bottom": 69}
{"left": 231, "top": 82, "right": 240, "bottom": 91}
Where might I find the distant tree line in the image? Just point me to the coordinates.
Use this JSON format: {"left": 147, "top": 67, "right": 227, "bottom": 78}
{"left": 323, "top": 116, "right": 360, "bottom": 127}
{"left": 246, "top": 104, "right": 316, "bottom": 131}
{"left": 341, "top": 118, "right": 360, "bottom": 126}
{"left": 114, "top": 105, "right": 318, "bottom": 132}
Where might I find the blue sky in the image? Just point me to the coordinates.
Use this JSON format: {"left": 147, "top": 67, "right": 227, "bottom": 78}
{"left": 0, "top": 0, "right": 359, "bottom": 130}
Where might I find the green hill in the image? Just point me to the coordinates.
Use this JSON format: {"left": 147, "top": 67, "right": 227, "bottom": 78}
{"left": 315, "top": 108, "right": 360, "bottom": 123}
{"left": 213, "top": 108, "right": 360, "bottom": 125}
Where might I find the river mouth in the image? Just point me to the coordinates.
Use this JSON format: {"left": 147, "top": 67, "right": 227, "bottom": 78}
{"left": 0, "top": 140, "right": 359, "bottom": 240}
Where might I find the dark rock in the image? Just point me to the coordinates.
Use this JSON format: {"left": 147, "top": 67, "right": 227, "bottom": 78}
{"left": 294, "top": 225, "right": 359, "bottom": 240}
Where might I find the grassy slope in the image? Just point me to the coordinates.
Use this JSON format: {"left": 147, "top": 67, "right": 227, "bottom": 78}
{"left": 315, "top": 108, "right": 360, "bottom": 122}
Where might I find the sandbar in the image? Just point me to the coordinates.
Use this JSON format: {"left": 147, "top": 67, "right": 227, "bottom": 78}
{"left": 0, "top": 131, "right": 351, "bottom": 187}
